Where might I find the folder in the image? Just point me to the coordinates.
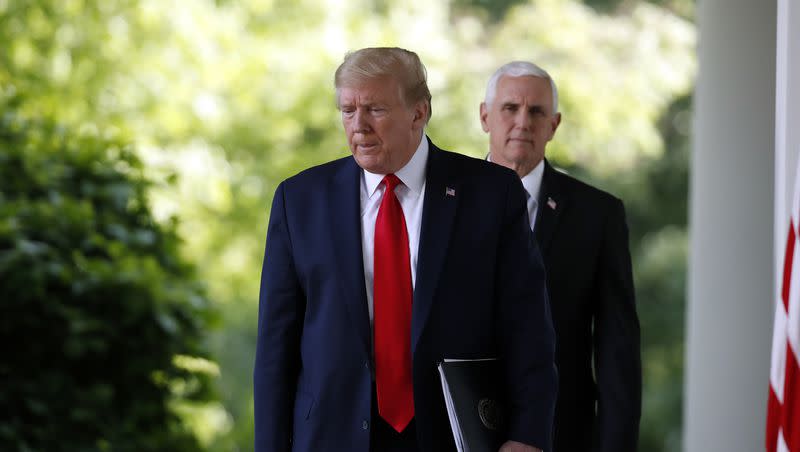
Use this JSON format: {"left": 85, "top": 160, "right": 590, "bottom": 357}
{"left": 437, "top": 358, "right": 505, "bottom": 452}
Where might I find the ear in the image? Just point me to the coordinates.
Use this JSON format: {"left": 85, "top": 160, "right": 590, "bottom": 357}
{"left": 479, "top": 102, "right": 490, "bottom": 133}
{"left": 549, "top": 112, "right": 562, "bottom": 137}
{"left": 411, "top": 101, "right": 428, "bottom": 129}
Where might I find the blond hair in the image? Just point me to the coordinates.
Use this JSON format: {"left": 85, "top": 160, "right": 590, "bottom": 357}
{"left": 335, "top": 47, "right": 432, "bottom": 122}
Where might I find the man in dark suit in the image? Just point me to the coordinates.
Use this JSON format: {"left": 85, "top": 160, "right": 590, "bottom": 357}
{"left": 254, "top": 48, "right": 558, "bottom": 452}
{"left": 480, "top": 61, "right": 641, "bottom": 452}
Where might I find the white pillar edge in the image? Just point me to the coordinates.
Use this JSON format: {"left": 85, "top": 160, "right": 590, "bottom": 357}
{"left": 775, "top": 0, "right": 789, "bottom": 302}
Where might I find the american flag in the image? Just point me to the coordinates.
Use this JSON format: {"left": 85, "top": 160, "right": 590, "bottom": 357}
{"left": 767, "top": 161, "right": 800, "bottom": 452}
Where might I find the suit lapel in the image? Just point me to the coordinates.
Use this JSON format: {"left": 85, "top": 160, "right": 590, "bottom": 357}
{"left": 412, "top": 142, "right": 459, "bottom": 354}
{"left": 535, "top": 160, "right": 566, "bottom": 256}
{"left": 328, "top": 157, "right": 371, "bottom": 359}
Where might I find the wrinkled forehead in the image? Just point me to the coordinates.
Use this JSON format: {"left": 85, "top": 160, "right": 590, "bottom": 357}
{"left": 495, "top": 75, "right": 553, "bottom": 104}
{"left": 336, "top": 75, "right": 403, "bottom": 106}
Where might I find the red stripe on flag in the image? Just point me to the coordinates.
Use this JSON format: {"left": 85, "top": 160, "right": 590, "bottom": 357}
{"left": 767, "top": 385, "right": 782, "bottom": 452}
{"left": 783, "top": 220, "right": 796, "bottom": 311}
{"left": 769, "top": 221, "right": 797, "bottom": 450}
{"left": 784, "top": 343, "right": 800, "bottom": 450}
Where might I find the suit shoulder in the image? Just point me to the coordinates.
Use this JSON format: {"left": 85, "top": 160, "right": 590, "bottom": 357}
{"left": 436, "top": 148, "right": 519, "bottom": 183}
{"left": 284, "top": 155, "right": 351, "bottom": 183}
{"left": 550, "top": 166, "right": 623, "bottom": 208}
{"left": 281, "top": 155, "right": 352, "bottom": 189}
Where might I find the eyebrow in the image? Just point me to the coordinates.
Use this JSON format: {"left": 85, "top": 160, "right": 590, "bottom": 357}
{"left": 340, "top": 99, "right": 384, "bottom": 107}
{"left": 501, "top": 101, "right": 546, "bottom": 111}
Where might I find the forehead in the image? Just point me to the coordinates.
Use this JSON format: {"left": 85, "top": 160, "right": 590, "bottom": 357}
{"left": 337, "top": 75, "right": 402, "bottom": 105}
{"left": 495, "top": 75, "right": 552, "bottom": 105}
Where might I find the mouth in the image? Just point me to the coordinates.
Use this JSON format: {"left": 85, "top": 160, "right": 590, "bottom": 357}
{"left": 356, "top": 143, "right": 379, "bottom": 153}
{"left": 508, "top": 138, "right": 533, "bottom": 145}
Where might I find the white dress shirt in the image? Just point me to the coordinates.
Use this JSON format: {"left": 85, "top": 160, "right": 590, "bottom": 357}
{"left": 487, "top": 154, "right": 545, "bottom": 231}
{"left": 520, "top": 159, "right": 545, "bottom": 230}
{"left": 360, "top": 135, "right": 428, "bottom": 329}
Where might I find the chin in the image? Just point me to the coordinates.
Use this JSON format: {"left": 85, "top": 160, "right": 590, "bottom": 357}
{"left": 504, "top": 147, "right": 534, "bottom": 162}
{"left": 354, "top": 155, "right": 386, "bottom": 174}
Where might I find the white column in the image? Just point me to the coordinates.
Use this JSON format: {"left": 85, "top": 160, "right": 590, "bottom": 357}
{"left": 684, "top": 1, "right": 776, "bottom": 451}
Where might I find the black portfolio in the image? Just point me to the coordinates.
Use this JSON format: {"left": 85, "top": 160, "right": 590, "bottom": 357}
{"left": 437, "top": 358, "right": 505, "bottom": 452}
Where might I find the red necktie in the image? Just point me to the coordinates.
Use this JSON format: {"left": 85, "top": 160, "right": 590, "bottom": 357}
{"left": 374, "top": 174, "right": 414, "bottom": 432}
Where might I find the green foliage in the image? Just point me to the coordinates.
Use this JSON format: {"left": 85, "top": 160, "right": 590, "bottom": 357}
{"left": 456, "top": 0, "right": 694, "bottom": 21}
{"left": 0, "top": 111, "right": 217, "bottom": 451}
{"left": 0, "top": 0, "right": 696, "bottom": 450}
{"left": 631, "top": 95, "right": 691, "bottom": 450}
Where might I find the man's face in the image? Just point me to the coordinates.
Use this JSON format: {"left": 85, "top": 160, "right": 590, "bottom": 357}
{"left": 480, "top": 75, "right": 561, "bottom": 177}
{"left": 338, "top": 76, "right": 427, "bottom": 175}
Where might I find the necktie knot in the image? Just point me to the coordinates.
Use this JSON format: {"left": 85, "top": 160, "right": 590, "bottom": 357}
{"left": 383, "top": 174, "right": 402, "bottom": 192}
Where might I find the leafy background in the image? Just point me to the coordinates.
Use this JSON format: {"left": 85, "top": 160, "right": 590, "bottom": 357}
{"left": 0, "top": 0, "right": 694, "bottom": 450}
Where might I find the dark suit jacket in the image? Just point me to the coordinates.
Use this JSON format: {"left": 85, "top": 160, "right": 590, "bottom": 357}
{"left": 534, "top": 160, "right": 641, "bottom": 452}
{"left": 254, "top": 140, "right": 558, "bottom": 452}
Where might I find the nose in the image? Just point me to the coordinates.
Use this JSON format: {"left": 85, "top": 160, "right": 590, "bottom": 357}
{"left": 514, "top": 110, "right": 532, "bottom": 130}
{"left": 352, "top": 109, "right": 371, "bottom": 133}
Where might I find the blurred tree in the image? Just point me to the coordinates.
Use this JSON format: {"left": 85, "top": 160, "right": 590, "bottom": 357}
{"left": 0, "top": 110, "right": 218, "bottom": 451}
{"left": 628, "top": 94, "right": 691, "bottom": 450}
{"left": 0, "top": 0, "right": 696, "bottom": 450}
{"left": 453, "top": 0, "right": 693, "bottom": 23}
{"left": 584, "top": 0, "right": 694, "bottom": 19}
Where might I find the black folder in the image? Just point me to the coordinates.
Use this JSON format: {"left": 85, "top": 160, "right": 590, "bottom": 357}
{"left": 437, "top": 358, "right": 505, "bottom": 452}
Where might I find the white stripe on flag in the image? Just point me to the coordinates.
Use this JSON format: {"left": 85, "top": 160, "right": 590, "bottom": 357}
{"left": 790, "top": 154, "right": 800, "bottom": 367}
{"left": 788, "top": 230, "right": 800, "bottom": 364}
{"left": 778, "top": 432, "right": 789, "bottom": 452}
{"left": 772, "top": 298, "right": 788, "bottom": 401}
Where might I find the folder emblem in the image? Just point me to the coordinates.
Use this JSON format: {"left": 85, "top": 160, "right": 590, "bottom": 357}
{"left": 478, "top": 398, "right": 503, "bottom": 431}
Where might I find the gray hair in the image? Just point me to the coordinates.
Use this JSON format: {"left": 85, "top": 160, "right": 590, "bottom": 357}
{"left": 484, "top": 61, "right": 559, "bottom": 115}
{"left": 335, "top": 47, "right": 432, "bottom": 123}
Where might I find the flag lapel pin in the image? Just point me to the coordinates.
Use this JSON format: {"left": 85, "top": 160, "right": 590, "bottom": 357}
{"left": 547, "top": 197, "right": 557, "bottom": 210}
{"left": 445, "top": 187, "right": 456, "bottom": 197}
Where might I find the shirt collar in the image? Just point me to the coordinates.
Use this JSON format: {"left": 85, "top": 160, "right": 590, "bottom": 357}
{"left": 520, "top": 159, "right": 545, "bottom": 203}
{"left": 364, "top": 134, "right": 428, "bottom": 198}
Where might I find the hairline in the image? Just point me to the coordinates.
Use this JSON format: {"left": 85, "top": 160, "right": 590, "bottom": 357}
{"left": 334, "top": 48, "right": 432, "bottom": 123}
{"left": 484, "top": 61, "right": 559, "bottom": 115}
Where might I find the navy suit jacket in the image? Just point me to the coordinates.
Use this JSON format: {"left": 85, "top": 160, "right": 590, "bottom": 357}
{"left": 254, "top": 140, "right": 557, "bottom": 452}
{"left": 534, "top": 160, "right": 641, "bottom": 452}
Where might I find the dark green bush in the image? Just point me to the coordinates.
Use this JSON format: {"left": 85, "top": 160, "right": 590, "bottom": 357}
{"left": 0, "top": 112, "right": 216, "bottom": 452}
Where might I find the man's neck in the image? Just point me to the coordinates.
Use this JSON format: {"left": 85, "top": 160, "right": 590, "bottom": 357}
{"left": 488, "top": 153, "right": 542, "bottom": 178}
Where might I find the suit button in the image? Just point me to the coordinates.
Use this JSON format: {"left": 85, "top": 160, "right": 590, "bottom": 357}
{"left": 362, "top": 420, "right": 369, "bottom": 430}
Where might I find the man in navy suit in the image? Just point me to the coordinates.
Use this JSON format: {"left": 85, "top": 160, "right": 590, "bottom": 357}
{"left": 480, "top": 61, "right": 641, "bottom": 452}
{"left": 254, "top": 48, "right": 557, "bottom": 452}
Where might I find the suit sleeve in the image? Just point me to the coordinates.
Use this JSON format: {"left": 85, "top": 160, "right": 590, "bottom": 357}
{"left": 593, "top": 198, "right": 642, "bottom": 452}
{"left": 495, "top": 176, "right": 558, "bottom": 451}
{"left": 254, "top": 182, "right": 304, "bottom": 452}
